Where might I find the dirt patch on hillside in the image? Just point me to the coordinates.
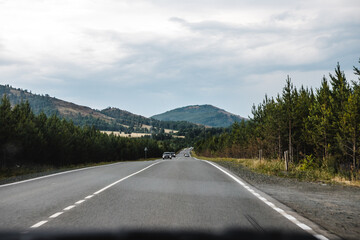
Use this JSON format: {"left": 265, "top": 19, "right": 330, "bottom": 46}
{"left": 214, "top": 160, "right": 360, "bottom": 240}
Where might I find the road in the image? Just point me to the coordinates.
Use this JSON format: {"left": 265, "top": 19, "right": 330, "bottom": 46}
{"left": 0, "top": 149, "right": 328, "bottom": 239}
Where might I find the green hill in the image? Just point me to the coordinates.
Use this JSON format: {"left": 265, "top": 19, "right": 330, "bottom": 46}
{"left": 152, "top": 105, "right": 245, "bottom": 127}
{"left": 0, "top": 84, "right": 199, "bottom": 132}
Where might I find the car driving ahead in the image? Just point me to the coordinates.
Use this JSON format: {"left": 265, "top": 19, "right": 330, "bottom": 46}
{"left": 162, "top": 152, "right": 172, "bottom": 160}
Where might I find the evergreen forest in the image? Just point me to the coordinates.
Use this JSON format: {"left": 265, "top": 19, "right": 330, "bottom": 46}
{"left": 195, "top": 60, "right": 360, "bottom": 177}
{"left": 0, "top": 96, "right": 182, "bottom": 169}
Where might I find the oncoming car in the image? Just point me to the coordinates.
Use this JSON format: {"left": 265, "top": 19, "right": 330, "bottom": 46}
{"left": 162, "top": 152, "right": 172, "bottom": 159}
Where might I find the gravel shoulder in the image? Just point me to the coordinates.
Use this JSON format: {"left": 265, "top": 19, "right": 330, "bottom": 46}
{"left": 213, "top": 160, "right": 360, "bottom": 240}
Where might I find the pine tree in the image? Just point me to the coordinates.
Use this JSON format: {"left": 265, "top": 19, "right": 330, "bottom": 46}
{"left": 282, "top": 76, "right": 295, "bottom": 162}
{"left": 329, "top": 63, "right": 351, "bottom": 164}
{"left": 338, "top": 87, "right": 360, "bottom": 169}
{"left": 306, "top": 77, "right": 333, "bottom": 164}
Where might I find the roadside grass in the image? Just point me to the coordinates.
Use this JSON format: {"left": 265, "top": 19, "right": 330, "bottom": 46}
{"left": 192, "top": 152, "right": 360, "bottom": 187}
{"left": 0, "top": 157, "right": 159, "bottom": 182}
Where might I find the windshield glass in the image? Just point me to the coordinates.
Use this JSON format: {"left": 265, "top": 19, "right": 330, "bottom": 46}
{"left": 0, "top": 1, "right": 359, "bottom": 240}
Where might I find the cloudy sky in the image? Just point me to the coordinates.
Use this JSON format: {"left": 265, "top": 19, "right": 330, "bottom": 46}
{"left": 0, "top": 0, "right": 359, "bottom": 118}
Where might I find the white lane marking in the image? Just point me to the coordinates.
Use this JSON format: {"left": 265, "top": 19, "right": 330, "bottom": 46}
{"left": 30, "top": 221, "right": 48, "bottom": 228}
{"left": 203, "top": 160, "right": 329, "bottom": 240}
{"left": 49, "top": 212, "right": 63, "bottom": 218}
{"left": 94, "top": 162, "right": 160, "bottom": 195}
{"left": 75, "top": 200, "right": 85, "bottom": 205}
{"left": 315, "top": 235, "right": 330, "bottom": 240}
{"left": 283, "top": 213, "right": 297, "bottom": 221}
{"left": 297, "top": 223, "right": 312, "bottom": 231}
{"left": 274, "top": 207, "right": 285, "bottom": 213}
{"left": 63, "top": 205, "right": 75, "bottom": 211}
{"left": 0, "top": 162, "right": 123, "bottom": 188}
{"left": 29, "top": 161, "right": 161, "bottom": 229}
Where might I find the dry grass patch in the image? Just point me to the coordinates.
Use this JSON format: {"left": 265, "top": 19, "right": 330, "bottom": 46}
{"left": 193, "top": 152, "right": 360, "bottom": 187}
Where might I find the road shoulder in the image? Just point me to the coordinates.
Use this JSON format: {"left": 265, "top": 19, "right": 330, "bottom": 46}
{"left": 197, "top": 158, "right": 359, "bottom": 240}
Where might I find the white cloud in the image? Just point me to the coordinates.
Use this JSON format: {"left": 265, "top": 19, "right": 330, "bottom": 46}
{"left": 0, "top": 0, "right": 359, "bottom": 117}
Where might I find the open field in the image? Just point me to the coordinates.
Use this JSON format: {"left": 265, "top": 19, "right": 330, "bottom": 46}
{"left": 101, "top": 130, "right": 184, "bottom": 138}
{"left": 141, "top": 124, "right": 178, "bottom": 134}
{"left": 101, "top": 131, "right": 151, "bottom": 138}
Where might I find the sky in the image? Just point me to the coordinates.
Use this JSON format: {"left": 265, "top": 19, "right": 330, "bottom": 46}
{"left": 0, "top": 0, "right": 359, "bottom": 118}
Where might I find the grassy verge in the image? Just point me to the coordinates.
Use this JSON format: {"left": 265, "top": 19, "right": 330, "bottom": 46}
{"left": 192, "top": 152, "right": 360, "bottom": 187}
{"left": 0, "top": 157, "right": 158, "bottom": 182}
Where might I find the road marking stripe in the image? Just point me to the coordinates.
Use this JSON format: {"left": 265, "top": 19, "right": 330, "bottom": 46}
{"left": 94, "top": 162, "right": 160, "bottom": 195}
{"left": 203, "top": 160, "right": 329, "bottom": 240}
{"left": 274, "top": 207, "right": 284, "bottom": 213}
{"left": 49, "top": 212, "right": 63, "bottom": 218}
{"left": 75, "top": 200, "right": 85, "bottom": 204}
{"left": 30, "top": 221, "right": 48, "bottom": 228}
{"left": 297, "top": 223, "right": 312, "bottom": 231}
{"left": 63, "top": 205, "right": 75, "bottom": 211}
{"left": 28, "top": 161, "right": 161, "bottom": 230}
{"left": 315, "top": 235, "right": 329, "bottom": 240}
{"left": 0, "top": 162, "right": 123, "bottom": 188}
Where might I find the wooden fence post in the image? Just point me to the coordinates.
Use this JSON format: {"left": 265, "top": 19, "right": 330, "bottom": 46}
{"left": 259, "top": 149, "right": 262, "bottom": 163}
{"left": 284, "top": 150, "right": 289, "bottom": 171}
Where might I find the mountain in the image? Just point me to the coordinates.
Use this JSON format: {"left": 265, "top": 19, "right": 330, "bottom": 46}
{"left": 101, "top": 107, "right": 151, "bottom": 127}
{"left": 0, "top": 84, "right": 199, "bottom": 132}
{"left": 0, "top": 84, "right": 117, "bottom": 124}
{"left": 152, "top": 105, "right": 245, "bottom": 127}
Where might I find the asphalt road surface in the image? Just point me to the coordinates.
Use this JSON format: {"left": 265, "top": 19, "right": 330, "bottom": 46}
{"left": 0, "top": 149, "right": 330, "bottom": 239}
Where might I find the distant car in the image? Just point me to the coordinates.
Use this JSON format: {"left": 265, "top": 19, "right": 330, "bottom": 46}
{"left": 171, "top": 152, "right": 176, "bottom": 158}
{"left": 162, "top": 152, "right": 172, "bottom": 159}
{"left": 184, "top": 153, "right": 190, "bottom": 157}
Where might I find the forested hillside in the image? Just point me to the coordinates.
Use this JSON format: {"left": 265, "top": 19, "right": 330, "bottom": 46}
{"left": 0, "top": 96, "right": 178, "bottom": 169}
{"left": 196, "top": 60, "right": 360, "bottom": 178}
{"left": 101, "top": 107, "right": 200, "bottom": 132}
{"left": 0, "top": 85, "right": 199, "bottom": 133}
{"left": 152, "top": 104, "right": 245, "bottom": 127}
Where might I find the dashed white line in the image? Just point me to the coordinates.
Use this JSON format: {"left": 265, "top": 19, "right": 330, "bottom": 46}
{"left": 49, "top": 212, "right": 63, "bottom": 218}
{"left": 29, "top": 161, "right": 161, "bottom": 230}
{"left": 75, "top": 200, "right": 85, "bottom": 205}
{"left": 30, "top": 220, "right": 48, "bottom": 228}
{"left": 63, "top": 205, "right": 75, "bottom": 211}
{"left": 203, "top": 160, "right": 329, "bottom": 240}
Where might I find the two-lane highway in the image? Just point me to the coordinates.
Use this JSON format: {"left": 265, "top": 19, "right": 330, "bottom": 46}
{"left": 0, "top": 149, "right": 328, "bottom": 239}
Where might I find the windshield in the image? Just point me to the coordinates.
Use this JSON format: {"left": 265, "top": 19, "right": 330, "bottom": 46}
{"left": 0, "top": 1, "right": 359, "bottom": 240}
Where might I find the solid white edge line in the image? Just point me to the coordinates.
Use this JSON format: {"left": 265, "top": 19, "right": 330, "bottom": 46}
{"left": 85, "top": 195, "right": 94, "bottom": 199}
{"left": 49, "top": 212, "right": 63, "bottom": 218}
{"left": 0, "top": 162, "right": 123, "bottom": 188}
{"left": 93, "top": 162, "right": 160, "bottom": 195}
{"left": 202, "top": 160, "right": 329, "bottom": 240}
{"left": 30, "top": 220, "right": 48, "bottom": 228}
{"left": 315, "top": 235, "right": 330, "bottom": 240}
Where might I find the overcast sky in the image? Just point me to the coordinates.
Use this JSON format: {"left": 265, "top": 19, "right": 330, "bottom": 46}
{"left": 0, "top": 0, "right": 359, "bottom": 118}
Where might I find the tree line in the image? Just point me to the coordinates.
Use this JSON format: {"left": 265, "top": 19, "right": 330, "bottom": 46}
{"left": 196, "top": 60, "right": 360, "bottom": 175}
{"left": 0, "top": 96, "right": 174, "bottom": 169}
